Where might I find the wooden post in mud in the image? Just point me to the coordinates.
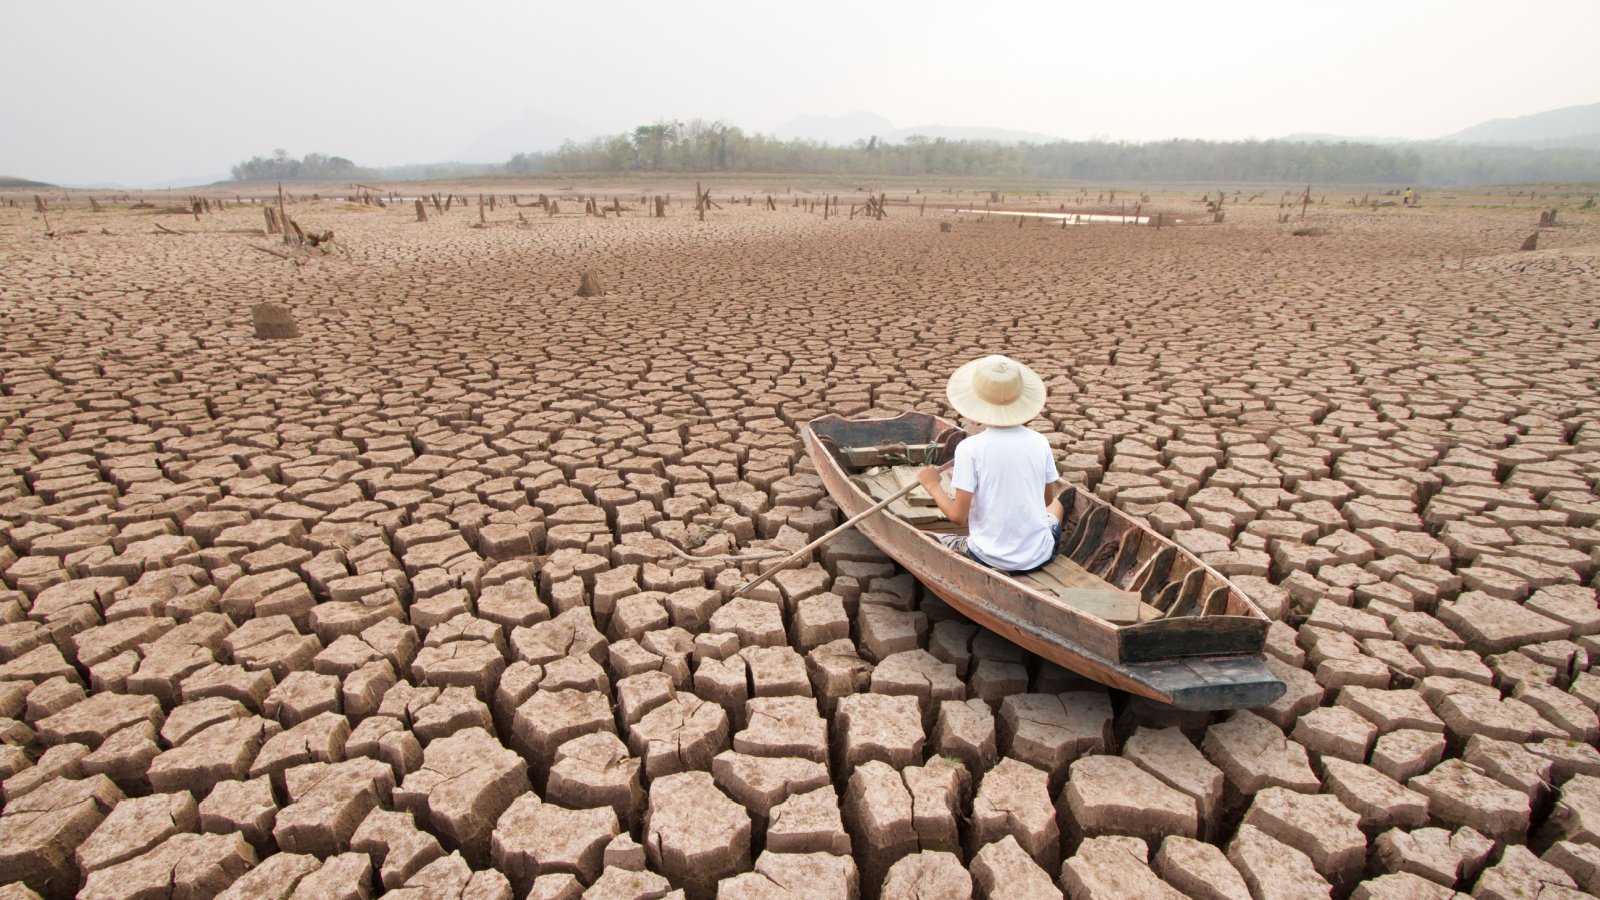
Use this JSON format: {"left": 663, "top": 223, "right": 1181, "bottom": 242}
{"left": 277, "top": 183, "right": 290, "bottom": 246}
{"left": 697, "top": 182, "right": 704, "bottom": 221}
{"left": 1301, "top": 185, "right": 1311, "bottom": 220}
{"left": 415, "top": 200, "right": 427, "bottom": 222}
{"left": 478, "top": 194, "right": 486, "bottom": 225}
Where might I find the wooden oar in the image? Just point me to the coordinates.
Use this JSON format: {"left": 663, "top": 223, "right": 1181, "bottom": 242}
{"left": 737, "top": 475, "right": 927, "bottom": 596}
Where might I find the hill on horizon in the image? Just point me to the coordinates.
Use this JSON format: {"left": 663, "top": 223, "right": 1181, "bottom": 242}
{"left": 1441, "top": 101, "right": 1600, "bottom": 147}
{"left": 0, "top": 175, "right": 54, "bottom": 188}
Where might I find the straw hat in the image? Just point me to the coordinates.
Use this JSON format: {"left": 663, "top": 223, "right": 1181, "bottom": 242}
{"left": 946, "top": 355, "right": 1046, "bottom": 427}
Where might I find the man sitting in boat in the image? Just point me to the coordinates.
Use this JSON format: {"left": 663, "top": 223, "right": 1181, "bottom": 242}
{"left": 916, "top": 355, "right": 1065, "bottom": 575}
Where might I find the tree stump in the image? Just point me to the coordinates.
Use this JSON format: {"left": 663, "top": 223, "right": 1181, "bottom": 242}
{"left": 1520, "top": 232, "right": 1539, "bottom": 251}
{"left": 252, "top": 303, "right": 299, "bottom": 339}
{"left": 654, "top": 196, "right": 667, "bottom": 218}
{"left": 939, "top": 222, "right": 952, "bottom": 233}
{"left": 89, "top": 197, "right": 102, "bottom": 213}
{"left": 416, "top": 200, "right": 427, "bottom": 222}
{"left": 578, "top": 270, "right": 606, "bottom": 298}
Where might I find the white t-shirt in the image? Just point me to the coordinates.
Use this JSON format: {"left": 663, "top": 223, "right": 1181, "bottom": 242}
{"left": 950, "top": 426, "right": 1060, "bottom": 571}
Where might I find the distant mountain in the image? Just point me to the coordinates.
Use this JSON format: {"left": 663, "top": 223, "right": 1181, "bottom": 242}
{"left": 1442, "top": 101, "right": 1600, "bottom": 146}
{"left": 460, "top": 109, "right": 595, "bottom": 162}
{"left": 773, "top": 112, "right": 899, "bottom": 145}
{"left": 0, "top": 175, "right": 53, "bottom": 188}
{"left": 773, "top": 112, "right": 1061, "bottom": 146}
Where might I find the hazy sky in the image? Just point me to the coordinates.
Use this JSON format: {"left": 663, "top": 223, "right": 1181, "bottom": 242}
{"left": 4, "top": 0, "right": 1596, "bottom": 186}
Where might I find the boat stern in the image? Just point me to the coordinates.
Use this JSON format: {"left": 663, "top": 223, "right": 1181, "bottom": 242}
{"left": 1128, "top": 655, "right": 1287, "bottom": 711}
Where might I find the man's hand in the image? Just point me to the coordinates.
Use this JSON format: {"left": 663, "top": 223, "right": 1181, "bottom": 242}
{"left": 916, "top": 463, "right": 970, "bottom": 526}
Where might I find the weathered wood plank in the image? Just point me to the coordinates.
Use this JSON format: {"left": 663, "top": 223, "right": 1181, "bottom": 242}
{"left": 1039, "top": 556, "right": 1107, "bottom": 589}
{"left": 1054, "top": 588, "right": 1141, "bottom": 624}
{"left": 887, "top": 466, "right": 936, "bottom": 506}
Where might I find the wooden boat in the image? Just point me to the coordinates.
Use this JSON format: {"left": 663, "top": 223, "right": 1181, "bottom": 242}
{"left": 805, "top": 411, "right": 1286, "bottom": 711}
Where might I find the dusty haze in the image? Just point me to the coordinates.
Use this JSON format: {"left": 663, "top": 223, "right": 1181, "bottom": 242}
{"left": 2, "top": 0, "right": 1598, "bottom": 186}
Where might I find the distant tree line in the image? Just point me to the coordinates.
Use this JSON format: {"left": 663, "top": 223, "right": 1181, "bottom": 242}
{"left": 231, "top": 149, "right": 369, "bottom": 182}
{"left": 506, "top": 119, "right": 1600, "bottom": 186}
{"left": 228, "top": 126, "right": 1600, "bottom": 187}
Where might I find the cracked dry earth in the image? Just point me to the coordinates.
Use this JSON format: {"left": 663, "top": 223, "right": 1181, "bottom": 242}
{"left": 1, "top": 188, "right": 1599, "bottom": 900}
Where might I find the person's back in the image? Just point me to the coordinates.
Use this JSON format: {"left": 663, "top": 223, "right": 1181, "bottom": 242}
{"left": 951, "top": 425, "right": 1058, "bottom": 570}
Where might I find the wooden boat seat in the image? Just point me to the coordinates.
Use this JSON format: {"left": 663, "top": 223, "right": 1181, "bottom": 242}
{"left": 1022, "top": 557, "right": 1164, "bottom": 625}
